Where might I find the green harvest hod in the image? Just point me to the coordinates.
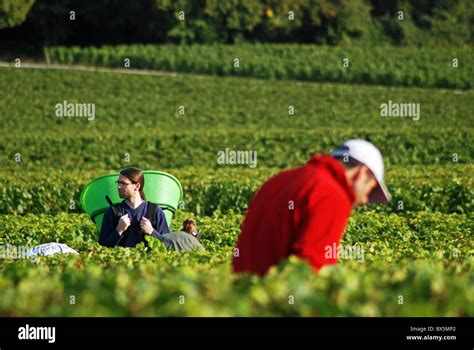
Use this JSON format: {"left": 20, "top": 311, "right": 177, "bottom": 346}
{"left": 80, "top": 171, "right": 183, "bottom": 232}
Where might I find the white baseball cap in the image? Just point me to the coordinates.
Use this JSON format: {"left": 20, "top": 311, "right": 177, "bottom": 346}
{"left": 331, "top": 139, "right": 391, "bottom": 203}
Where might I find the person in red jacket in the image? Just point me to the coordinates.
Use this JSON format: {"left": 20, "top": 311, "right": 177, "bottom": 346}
{"left": 232, "top": 139, "right": 391, "bottom": 276}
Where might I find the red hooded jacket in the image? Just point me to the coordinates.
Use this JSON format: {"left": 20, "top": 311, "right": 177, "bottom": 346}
{"left": 232, "top": 155, "right": 355, "bottom": 276}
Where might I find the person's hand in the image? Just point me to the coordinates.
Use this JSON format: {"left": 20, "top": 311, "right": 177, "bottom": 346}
{"left": 116, "top": 214, "right": 131, "bottom": 235}
{"left": 140, "top": 217, "right": 154, "bottom": 235}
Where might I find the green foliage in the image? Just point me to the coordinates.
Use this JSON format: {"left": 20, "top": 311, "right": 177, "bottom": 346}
{"left": 299, "top": 0, "right": 373, "bottom": 44}
{"left": 9, "top": 0, "right": 170, "bottom": 45}
{"left": 2, "top": 129, "right": 472, "bottom": 171}
{"left": 44, "top": 44, "right": 473, "bottom": 88}
{"left": 0, "top": 166, "right": 472, "bottom": 215}
{"left": 0, "top": 0, "right": 35, "bottom": 29}
{"left": 0, "top": 58, "right": 472, "bottom": 316}
{"left": 155, "top": 0, "right": 266, "bottom": 43}
{"left": 371, "top": 0, "right": 474, "bottom": 46}
{"left": 0, "top": 67, "right": 472, "bottom": 217}
{"left": 0, "top": 211, "right": 471, "bottom": 316}
{"left": 1, "top": 68, "right": 472, "bottom": 179}
{"left": 3, "top": 66, "right": 473, "bottom": 137}
{"left": 2, "top": 0, "right": 471, "bottom": 46}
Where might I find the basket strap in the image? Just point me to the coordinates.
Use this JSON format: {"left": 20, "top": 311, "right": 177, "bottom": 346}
{"left": 89, "top": 203, "right": 176, "bottom": 223}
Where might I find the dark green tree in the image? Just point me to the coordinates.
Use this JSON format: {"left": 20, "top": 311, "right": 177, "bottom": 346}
{"left": 0, "top": 0, "right": 35, "bottom": 29}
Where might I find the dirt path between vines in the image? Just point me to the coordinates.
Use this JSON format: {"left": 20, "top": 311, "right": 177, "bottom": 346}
{"left": 0, "top": 61, "right": 178, "bottom": 77}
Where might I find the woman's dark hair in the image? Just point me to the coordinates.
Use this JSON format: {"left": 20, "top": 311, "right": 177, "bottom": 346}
{"left": 182, "top": 218, "right": 196, "bottom": 233}
{"left": 120, "top": 167, "right": 146, "bottom": 200}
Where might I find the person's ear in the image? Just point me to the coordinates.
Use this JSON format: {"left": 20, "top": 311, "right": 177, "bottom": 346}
{"left": 352, "top": 166, "right": 363, "bottom": 181}
{"left": 362, "top": 166, "right": 376, "bottom": 184}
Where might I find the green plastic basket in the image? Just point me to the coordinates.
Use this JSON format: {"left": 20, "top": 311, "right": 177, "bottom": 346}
{"left": 80, "top": 171, "right": 183, "bottom": 232}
